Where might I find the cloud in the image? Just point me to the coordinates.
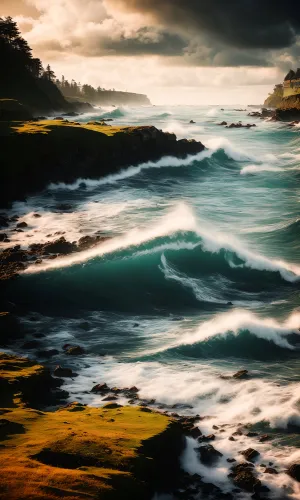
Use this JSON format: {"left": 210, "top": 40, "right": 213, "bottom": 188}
{"left": 110, "top": 0, "right": 300, "bottom": 49}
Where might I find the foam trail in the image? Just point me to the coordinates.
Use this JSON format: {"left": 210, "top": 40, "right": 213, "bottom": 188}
{"left": 24, "top": 203, "right": 300, "bottom": 281}
{"left": 241, "top": 164, "right": 284, "bottom": 175}
{"left": 49, "top": 137, "right": 252, "bottom": 191}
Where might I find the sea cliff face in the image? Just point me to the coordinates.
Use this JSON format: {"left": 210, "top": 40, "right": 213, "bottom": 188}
{"left": 0, "top": 120, "right": 205, "bottom": 207}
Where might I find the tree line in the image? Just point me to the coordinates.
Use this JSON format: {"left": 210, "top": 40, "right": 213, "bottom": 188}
{"left": 0, "top": 16, "right": 56, "bottom": 82}
{"left": 56, "top": 76, "right": 117, "bottom": 102}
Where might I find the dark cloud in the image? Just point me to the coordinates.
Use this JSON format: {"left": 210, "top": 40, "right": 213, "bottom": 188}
{"left": 101, "top": 29, "right": 186, "bottom": 56}
{"left": 112, "top": 0, "right": 300, "bottom": 49}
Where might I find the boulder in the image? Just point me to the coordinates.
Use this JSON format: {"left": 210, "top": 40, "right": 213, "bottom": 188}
{"left": 16, "top": 221, "right": 28, "bottom": 228}
{"left": 240, "top": 448, "right": 260, "bottom": 462}
{"left": 264, "top": 467, "right": 277, "bottom": 475}
{"left": 91, "top": 383, "right": 110, "bottom": 393}
{"left": 233, "top": 370, "right": 249, "bottom": 379}
{"left": 54, "top": 366, "right": 73, "bottom": 378}
{"left": 65, "top": 345, "right": 85, "bottom": 356}
{"left": 230, "top": 462, "right": 261, "bottom": 492}
{"left": 287, "top": 463, "right": 300, "bottom": 482}
{"left": 197, "top": 444, "right": 223, "bottom": 466}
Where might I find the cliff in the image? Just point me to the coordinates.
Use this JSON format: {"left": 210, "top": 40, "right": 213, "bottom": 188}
{"left": 0, "top": 352, "right": 185, "bottom": 500}
{"left": 0, "top": 120, "right": 205, "bottom": 207}
{"left": 263, "top": 85, "right": 283, "bottom": 108}
{"left": 66, "top": 91, "right": 151, "bottom": 107}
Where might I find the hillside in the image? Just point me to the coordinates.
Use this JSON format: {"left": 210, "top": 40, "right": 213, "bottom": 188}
{"left": 263, "top": 84, "right": 284, "bottom": 108}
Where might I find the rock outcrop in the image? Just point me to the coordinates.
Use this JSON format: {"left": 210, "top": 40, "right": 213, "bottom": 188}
{"left": 0, "top": 121, "right": 205, "bottom": 207}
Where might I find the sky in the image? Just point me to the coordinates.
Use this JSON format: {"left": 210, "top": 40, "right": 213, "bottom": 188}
{"left": 1, "top": 0, "right": 300, "bottom": 105}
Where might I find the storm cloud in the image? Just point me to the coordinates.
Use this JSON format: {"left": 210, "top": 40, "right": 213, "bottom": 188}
{"left": 111, "top": 0, "right": 300, "bottom": 49}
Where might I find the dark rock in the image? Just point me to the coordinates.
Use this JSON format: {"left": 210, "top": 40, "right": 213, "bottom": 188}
{"left": 230, "top": 462, "right": 260, "bottom": 492}
{"left": 0, "top": 233, "right": 7, "bottom": 242}
{"left": 233, "top": 370, "right": 249, "bottom": 379}
{"left": 54, "top": 366, "right": 73, "bottom": 378}
{"left": 16, "top": 221, "right": 28, "bottom": 228}
{"left": 0, "top": 215, "right": 9, "bottom": 228}
{"left": 197, "top": 444, "right": 223, "bottom": 466}
{"left": 218, "top": 121, "right": 228, "bottom": 126}
{"left": 189, "top": 426, "right": 202, "bottom": 439}
{"left": 91, "top": 383, "right": 110, "bottom": 393}
{"left": 212, "top": 425, "right": 219, "bottom": 430}
{"left": 199, "top": 434, "right": 215, "bottom": 442}
{"left": 229, "top": 436, "right": 235, "bottom": 441}
{"left": 103, "top": 403, "right": 122, "bottom": 409}
{"left": 55, "top": 204, "right": 73, "bottom": 211}
{"left": 240, "top": 448, "right": 260, "bottom": 462}
{"left": 259, "top": 434, "right": 270, "bottom": 442}
{"left": 264, "top": 467, "right": 277, "bottom": 474}
{"left": 246, "top": 432, "right": 259, "bottom": 437}
{"left": 287, "top": 463, "right": 300, "bottom": 482}
{"left": 65, "top": 345, "right": 85, "bottom": 356}
{"left": 33, "top": 213, "right": 42, "bottom": 218}
{"left": 189, "top": 120, "right": 196, "bottom": 124}
{"left": 102, "top": 396, "right": 118, "bottom": 401}
{"left": 227, "top": 458, "right": 236, "bottom": 463}
{"left": 36, "top": 349, "right": 59, "bottom": 358}
{"left": 22, "top": 340, "right": 41, "bottom": 349}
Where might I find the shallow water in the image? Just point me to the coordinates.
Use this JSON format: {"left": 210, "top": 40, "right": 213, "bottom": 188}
{"left": 3, "top": 105, "right": 300, "bottom": 498}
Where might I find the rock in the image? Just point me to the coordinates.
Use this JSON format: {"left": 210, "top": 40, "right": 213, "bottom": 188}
{"left": 229, "top": 436, "right": 235, "bottom": 441}
{"left": 227, "top": 458, "right": 236, "bottom": 463}
{"left": 230, "top": 462, "right": 261, "bottom": 492}
{"left": 43, "top": 237, "right": 76, "bottom": 255}
{"left": 212, "top": 425, "right": 219, "bottom": 430}
{"left": 54, "top": 366, "right": 73, "bottom": 378}
{"left": 287, "top": 463, "right": 300, "bottom": 482}
{"left": 129, "top": 386, "right": 139, "bottom": 393}
{"left": 103, "top": 403, "right": 122, "bottom": 409}
{"left": 189, "top": 120, "right": 196, "bottom": 124}
{"left": 0, "top": 215, "right": 9, "bottom": 228}
{"left": 246, "top": 432, "right": 259, "bottom": 437}
{"left": 102, "top": 396, "right": 118, "bottom": 401}
{"left": 33, "top": 213, "right": 41, "bottom": 218}
{"left": 264, "top": 467, "right": 277, "bottom": 474}
{"left": 197, "top": 444, "right": 223, "bottom": 466}
{"left": 189, "top": 426, "right": 202, "bottom": 439}
{"left": 16, "top": 221, "right": 28, "bottom": 228}
{"left": 36, "top": 349, "right": 59, "bottom": 358}
{"left": 91, "top": 383, "right": 110, "bottom": 393}
{"left": 65, "top": 346, "right": 85, "bottom": 356}
{"left": 240, "top": 448, "right": 260, "bottom": 462}
{"left": 259, "top": 434, "right": 270, "bottom": 442}
{"left": 0, "top": 233, "right": 7, "bottom": 242}
{"left": 218, "top": 121, "right": 228, "bottom": 126}
{"left": 199, "top": 434, "right": 215, "bottom": 442}
{"left": 233, "top": 370, "right": 249, "bottom": 379}
{"left": 22, "top": 340, "right": 41, "bottom": 350}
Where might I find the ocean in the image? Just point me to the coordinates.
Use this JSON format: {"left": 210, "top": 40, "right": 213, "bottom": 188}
{"left": 4, "top": 105, "right": 300, "bottom": 498}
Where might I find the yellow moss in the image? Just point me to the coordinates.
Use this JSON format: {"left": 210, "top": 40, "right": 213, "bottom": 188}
{"left": 9, "top": 120, "right": 130, "bottom": 137}
{"left": 0, "top": 352, "right": 46, "bottom": 385}
{"left": 0, "top": 404, "right": 170, "bottom": 500}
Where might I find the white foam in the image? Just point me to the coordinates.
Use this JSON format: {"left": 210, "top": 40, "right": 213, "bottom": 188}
{"left": 240, "top": 164, "right": 284, "bottom": 175}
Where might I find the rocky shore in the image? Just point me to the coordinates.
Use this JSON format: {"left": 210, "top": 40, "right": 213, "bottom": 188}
{"left": 0, "top": 119, "right": 205, "bottom": 208}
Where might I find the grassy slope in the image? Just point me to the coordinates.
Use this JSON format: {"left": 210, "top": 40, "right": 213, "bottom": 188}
{"left": 0, "top": 353, "right": 175, "bottom": 500}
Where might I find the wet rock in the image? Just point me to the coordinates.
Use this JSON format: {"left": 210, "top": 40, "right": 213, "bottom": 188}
{"left": 0, "top": 215, "right": 9, "bottom": 228}
{"left": 246, "top": 432, "right": 259, "bottom": 437}
{"left": 259, "top": 434, "right": 270, "bottom": 442}
{"left": 0, "top": 233, "right": 7, "bottom": 242}
{"left": 197, "top": 444, "right": 223, "bottom": 466}
{"left": 230, "top": 462, "right": 261, "bottom": 492}
{"left": 188, "top": 426, "right": 202, "bottom": 439}
{"left": 287, "top": 463, "right": 300, "bottom": 482}
{"left": 240, "top": 448, "right": 260, "bottom": 462}
{"left": 218, "top": 121, "right": 228, "bottom": 126}
{"left": 65, "top": 345, "right": 85, "bottom": 356}
{"left": 212, "top": 425, "right": 219, "bottom": 430}
{"left": 36, "top": 349, "right": 59, "bottom": 358}
{"left": 198, "top": 434, "right": 215, "bottom": 442}
{"left": 233, "top": 370, "right": 249, "bottom": 379}
{"left": 54, "top": 366, "right": 73, "bottom": 378}
{"left": 227, "top": 458, "right": 236, "bottom": 463}
{"left": 16, "top": 221, "right": 28, "bottom": 228}
{"left": 33, "top": 213, "right": 41, "bottom": 218}
{"left": 189, "top": 120, "right": 196, "bottom": 124}
{"left": 229, "top": 436, "right": 235, "bottom": 441}
{"left": 91, "top": 383, "right": 110, "bottom": 393}
{"left": 264, "top": 467, "right": 277, "bottom": 474}
{"left": 102, "top": 396, "right": 118, "bottom": 402}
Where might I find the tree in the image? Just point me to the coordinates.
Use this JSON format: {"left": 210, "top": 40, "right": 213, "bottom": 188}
{"left": 43, "top": 64, "right": 56, "bottom": 82}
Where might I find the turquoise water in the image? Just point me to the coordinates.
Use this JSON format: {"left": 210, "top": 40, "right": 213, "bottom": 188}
{"left": 4, "top": 105, "right": 300, "bottom": 497}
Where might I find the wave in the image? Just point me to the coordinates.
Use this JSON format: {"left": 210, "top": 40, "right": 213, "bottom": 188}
{"left": 171, "top": 309, "right": 300, "bottom": 350}
{"left": 49, "top": 137, "right": 252, "bottom": 191}
{"left": 100, "top": 107, "right": 126, "bottom": 119}
{"left": 24, "top": 203, "right": 300, "bottom": 282}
